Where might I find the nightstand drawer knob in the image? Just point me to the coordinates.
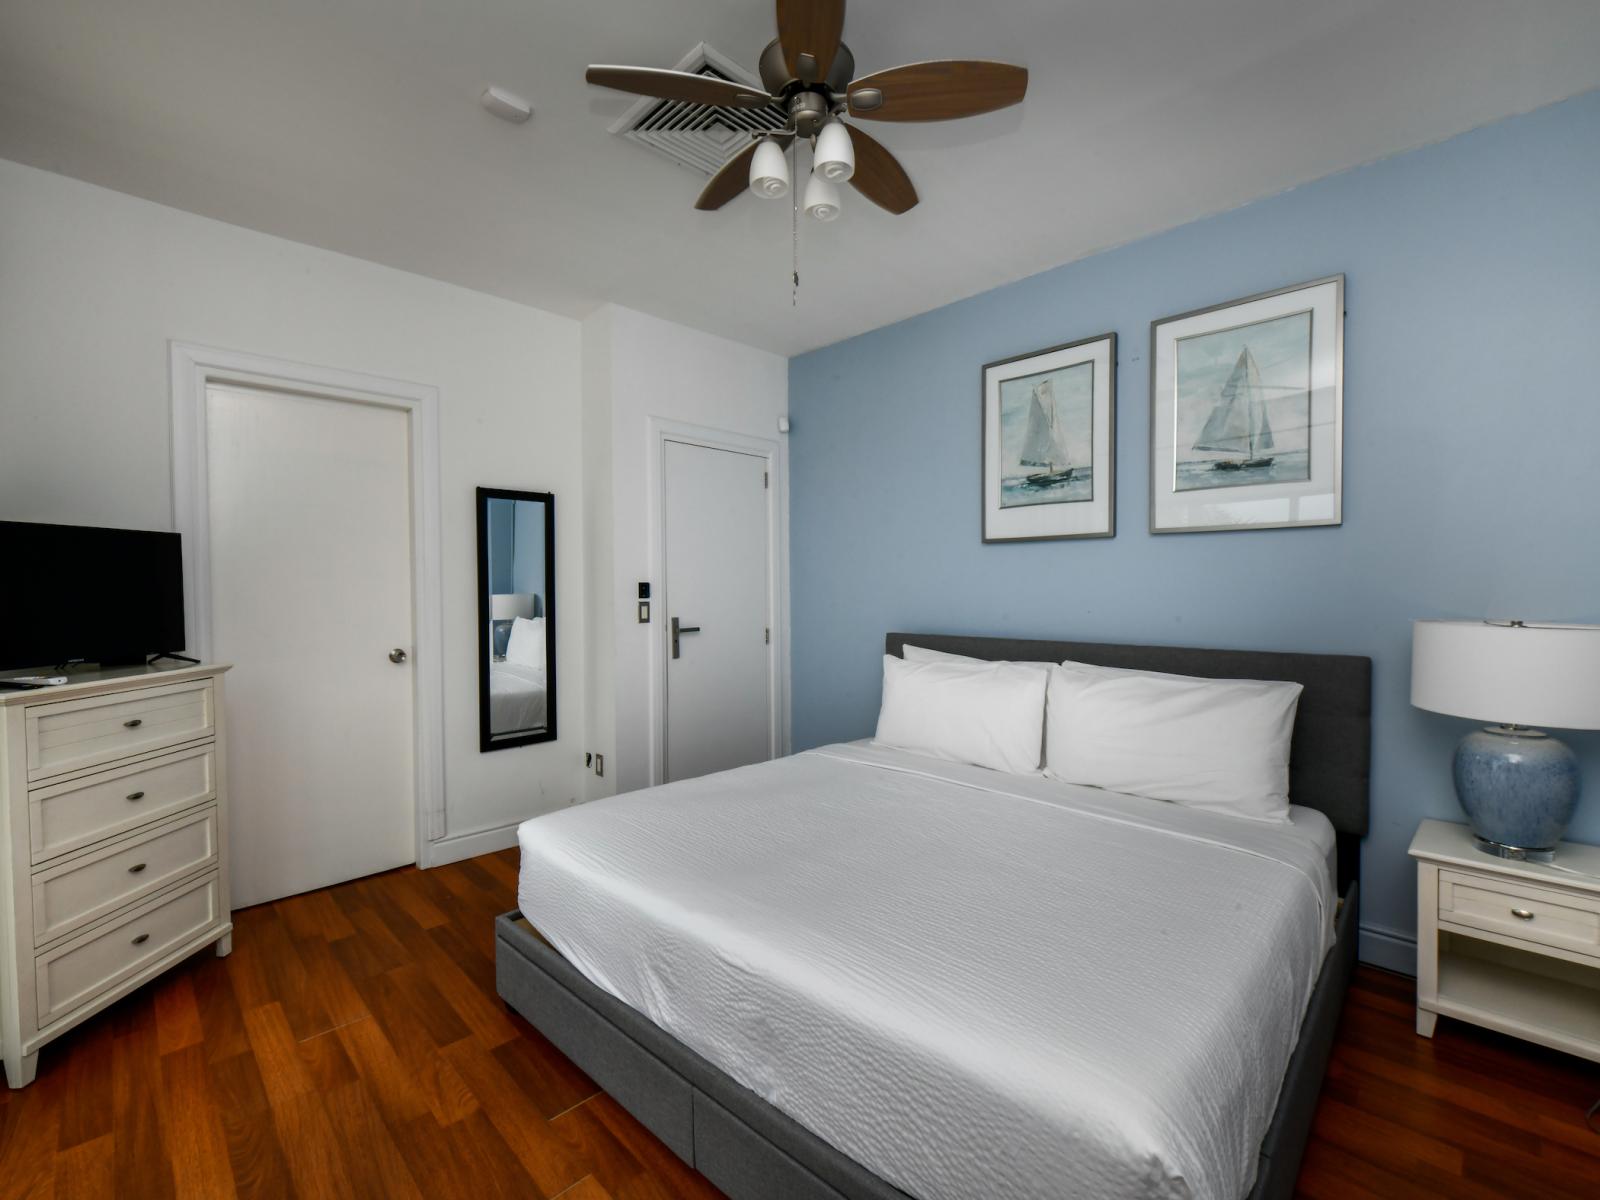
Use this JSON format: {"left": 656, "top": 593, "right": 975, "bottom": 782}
{"left": 1511, "top": 907, "right": 1535, "bottom": 920}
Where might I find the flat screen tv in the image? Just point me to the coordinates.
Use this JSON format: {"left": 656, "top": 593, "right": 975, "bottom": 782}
{"left": 0, "top": 521, "right": 186, "bottom": 671}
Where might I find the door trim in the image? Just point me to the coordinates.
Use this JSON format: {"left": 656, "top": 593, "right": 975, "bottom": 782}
{"left": 648, "top": 419, "right": 790, "bottom": 787}
{"left": 168, "top": 341, "right": 447, "bottom": 866}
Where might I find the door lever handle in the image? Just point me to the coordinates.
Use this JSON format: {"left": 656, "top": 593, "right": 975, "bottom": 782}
{"left": 670, "top": 617, "right": 702, "bottom": 659}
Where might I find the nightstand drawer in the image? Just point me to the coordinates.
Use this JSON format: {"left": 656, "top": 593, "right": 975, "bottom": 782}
{"left": 1439, "top": 869, "right": 1600, "bottom": 959}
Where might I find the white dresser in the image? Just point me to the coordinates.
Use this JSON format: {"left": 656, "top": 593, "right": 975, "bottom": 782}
{"left": 0, "top": 663, "right": 232, "bottom": 1087}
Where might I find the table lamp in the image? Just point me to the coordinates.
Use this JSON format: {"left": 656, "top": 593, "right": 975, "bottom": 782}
{"left": 1411, "top": 619, "right": 1600, "bottom": 861}
{"left": 491, "top": 593, "right": 535, "bottom": 622}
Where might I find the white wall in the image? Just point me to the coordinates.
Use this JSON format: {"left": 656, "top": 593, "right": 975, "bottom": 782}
{"left": 0, "top": 158, "right": 586, "bottom": 858}
{"left": 581, "top": 304, "right": 790, "bottom": 797}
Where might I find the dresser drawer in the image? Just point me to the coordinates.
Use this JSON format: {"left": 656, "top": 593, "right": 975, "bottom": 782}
{"left": 36, "top": 872, "right": 221, "bottom": 1027}
{"left": 31, "top": 808, "right": 219, "bottom": 947}
{"left": 29, "top": 745, "right": 216, "bottom": 863}
{"left": 25, "top": 681, "right": 214, "bottom": 782}
{"left": 1439, "top": 868, "right": 1600, "bottom": 960}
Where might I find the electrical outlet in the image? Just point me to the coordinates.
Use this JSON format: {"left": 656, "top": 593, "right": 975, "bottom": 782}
{"left": 594, "top": 753, "right": 605, "bottom": 778}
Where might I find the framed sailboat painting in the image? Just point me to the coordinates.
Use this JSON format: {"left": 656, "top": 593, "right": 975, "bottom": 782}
{"left": 1149, "top": 275, "right": 1343, "bottom": 533}
{"left": 982, "top": 332, "right": 1116, "bottom": 541}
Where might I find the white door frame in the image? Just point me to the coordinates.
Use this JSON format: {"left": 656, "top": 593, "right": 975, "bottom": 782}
{"left": 168, "top": 341, "right": 447, "bottom": 867}
{"left": 647, "top": 417, "right": 790, "bottom": 787}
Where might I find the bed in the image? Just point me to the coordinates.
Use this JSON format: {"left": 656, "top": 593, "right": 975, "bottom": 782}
{"left": 497, "top": 633, "right": 1371, "bottom": 1200}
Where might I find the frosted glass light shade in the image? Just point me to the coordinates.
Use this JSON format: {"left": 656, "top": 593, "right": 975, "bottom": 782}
{"left": 814, "top": 121, "right": 855, "bottom": 182}
{"left": 1411, "top": 620, "right": 1600, "bottom": 730}
{"left": 491, "top": 593, "right": 535, "bottom": 621}
{"left": 804, "top": 172, "right": 841, "bottom": 221}
{"left": 748, "top": 140, "right": 789, "bottom": 199}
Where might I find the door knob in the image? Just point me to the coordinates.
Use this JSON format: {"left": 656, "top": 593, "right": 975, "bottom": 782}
{"left": 670, "top": 617, "right": 702, "bottom": 660}
{"left": 389, "top": 648, "right": 408, "bottom": 664}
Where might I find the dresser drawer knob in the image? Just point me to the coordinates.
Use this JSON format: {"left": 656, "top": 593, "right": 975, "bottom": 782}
{"left": 128, "top": 862, "right": 148, "bottom": 874}
{"left": 126, "top": 791, "right": 146, "bottom": 802}
{"left": 131, "top": 933, "right": 150, "bottom": 945}
{"left": 1511, "top": 908, "right": 1535, "bottom": 920}
{"left": 123, "top": 718, "right": 143, "bottom": 729}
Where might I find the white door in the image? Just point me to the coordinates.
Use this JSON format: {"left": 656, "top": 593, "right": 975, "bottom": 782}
{"left": 206, "top": 385, "right": 416, "bottom": 907}
{"left": 663, "top": 439, "right": 773, "bottom": 783}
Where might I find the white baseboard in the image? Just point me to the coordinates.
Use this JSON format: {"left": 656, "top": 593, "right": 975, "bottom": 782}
{"left": 1359, "top": 921, "right": 1417, "bottom": 976}
{"left": 422, "top": 821, "right": 520, "bottom": 868}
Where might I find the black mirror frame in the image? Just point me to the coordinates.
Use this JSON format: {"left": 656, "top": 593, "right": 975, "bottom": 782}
{"left": 476, "top": 486, "right": 557, "bottom": 752}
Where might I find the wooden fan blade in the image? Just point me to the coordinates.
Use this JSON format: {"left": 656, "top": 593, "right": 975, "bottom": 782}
{"left": 847, "top": 61, "right": 1028, "bottom": 122}
{"left": 585, "top": 66, "right": 772, "bottom": 108}
{"left": 694, "top": 142, "right": 763, "bottom": 211}
{"left": 776, "top": 0, "right": 846, "bottom": 83}
{"left": 844, "top": 125, "right": 917, "bottom": 214}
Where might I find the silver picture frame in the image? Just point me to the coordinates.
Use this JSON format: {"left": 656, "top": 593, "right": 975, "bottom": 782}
{"left": 1148, "top": 275, "right": 1344, "bottom": 534}
{"left": 982, "top": 332, "right": 1117, "bottom": 543}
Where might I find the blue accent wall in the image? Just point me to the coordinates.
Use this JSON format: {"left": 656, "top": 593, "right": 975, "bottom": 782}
{"left": 487, "top": 498, "right": 516, "bottom": 594}
{"left": 512, "top": 503, "right": 546, "bottom": 599}
{"left": 788, "top": 90, "right": 1600, "bottom": 963}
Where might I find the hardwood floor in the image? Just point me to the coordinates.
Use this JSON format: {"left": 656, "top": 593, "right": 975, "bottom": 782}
{"left": 0, "top": 850, "right": 1594, "bottom": 1199}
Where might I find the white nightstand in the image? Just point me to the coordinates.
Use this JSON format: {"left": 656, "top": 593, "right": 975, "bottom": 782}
{"left": 1410, "top": 819, "right": 1600, "bottom": 1063}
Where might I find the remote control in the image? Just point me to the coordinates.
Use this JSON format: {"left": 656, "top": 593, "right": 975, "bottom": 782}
{"left": 8, "top": 675, "right": 68, "bottom": 686}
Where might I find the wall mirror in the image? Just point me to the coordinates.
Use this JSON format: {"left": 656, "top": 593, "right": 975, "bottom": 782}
{"left": 476, "top": 487, "right": 556, "bottom": 751}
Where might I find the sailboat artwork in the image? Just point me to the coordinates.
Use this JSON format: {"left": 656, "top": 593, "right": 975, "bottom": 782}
{"left": 1174, "top": 310, "right": 1312, "bottom": 493}
{"left": 1193, "top": 347, "right": 1276, "bottom": 471}
{"left": 999, "top": 364, "right": 1094, "bottom": 508}
{"left": 1152, "top": 276, "right": 1343, "bottom": 533}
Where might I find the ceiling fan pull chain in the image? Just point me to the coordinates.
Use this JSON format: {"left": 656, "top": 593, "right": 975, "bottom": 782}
{"left": 791, "top": 137, "right": 800, "bottom": 305}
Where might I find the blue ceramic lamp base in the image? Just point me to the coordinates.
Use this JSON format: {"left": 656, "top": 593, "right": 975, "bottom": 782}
{"left": 1454, "top": 725, "right": 1581, "bottom": 863}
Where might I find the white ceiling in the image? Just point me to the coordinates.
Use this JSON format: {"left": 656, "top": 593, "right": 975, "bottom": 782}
{"left": 2, "top": 1, "right": 1597, "bottom": 356}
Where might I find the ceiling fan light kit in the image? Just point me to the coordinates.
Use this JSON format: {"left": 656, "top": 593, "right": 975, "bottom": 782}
{"left": 813, "top": 119, "right": 855, "bottom": 183}
{"left": 803, "top": 172, "right": 842, "bottom": 221}
{"left": 585, "top": 0, "right": 1028, "bottom": 221}
{"left": 749, "top": 139, "right": 792, "bottom": 198}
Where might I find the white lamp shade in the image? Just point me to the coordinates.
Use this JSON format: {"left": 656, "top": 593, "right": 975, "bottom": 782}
{"left": 814, "top": 121, "right": 855, "bottom": 183}
{"left": 491, "top": 592, "right": 535, "bottom": 621}
{"left": 1411, "top": 619, "right": 1600, "bottom": 730}
{"left": 804, "top": 172, "right": 841, "bottom": 221}
{"left": 748, "top": 140, "right": 790, "bottom": 199}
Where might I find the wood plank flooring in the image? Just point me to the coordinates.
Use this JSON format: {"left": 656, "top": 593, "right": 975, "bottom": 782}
{"left": 0, "top": 850, "right": 1594, "bottom": 1199}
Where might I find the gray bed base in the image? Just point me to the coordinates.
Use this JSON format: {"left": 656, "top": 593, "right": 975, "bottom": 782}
{"left": 496, "top": 632, "right": 1372, "bottom": 1200}
{"left": 498, "top": 887, "right": 1356, "bottom": 1200}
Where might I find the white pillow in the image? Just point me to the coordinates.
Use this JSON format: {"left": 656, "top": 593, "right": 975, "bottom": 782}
{"left": 505, "top": 616, "right": 546, "bottom": 673}
{"left": 1044, "top": 660, "right": 1302, "bottom": 822}
{"left": 874, "top": 655, "right": 1048, "bottom": 775}
{"left": 902, "top": 643, "right": 1055, "bottom": 671}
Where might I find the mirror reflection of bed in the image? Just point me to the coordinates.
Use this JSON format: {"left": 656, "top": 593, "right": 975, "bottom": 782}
{"left": 477, "top": 488, "right": 556, "bottom": 750}
{"left": 490, "top": 592, "right": 547, "bottom": 738}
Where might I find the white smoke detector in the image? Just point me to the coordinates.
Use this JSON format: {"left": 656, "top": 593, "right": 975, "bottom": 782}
{"left": 480, "top": 86, "right": 533, "bottom": 124}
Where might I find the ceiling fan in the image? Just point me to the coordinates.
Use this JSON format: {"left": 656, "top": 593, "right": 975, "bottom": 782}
{"left": 585, "top": 0, "right": 1028, "bottom": 220}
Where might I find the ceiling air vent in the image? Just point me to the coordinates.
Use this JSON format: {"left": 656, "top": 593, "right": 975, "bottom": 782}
{"left": 608, "top": 43, "right": 788, "bottom": 177}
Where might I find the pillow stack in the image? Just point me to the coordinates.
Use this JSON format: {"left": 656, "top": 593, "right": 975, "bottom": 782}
{"left": 1043, "top": 661, "right": 1301, "bottom": 822}
{"left": 505, "top": 616, "right": 547, "bottom": 674}
{"left": 875, "top": 655, "right": 1048, "bottom": 775}
{"left": 874, "top": 644, "right": 1302, "bottom": 823}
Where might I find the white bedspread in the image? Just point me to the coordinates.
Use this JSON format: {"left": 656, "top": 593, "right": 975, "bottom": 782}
{"left": 490, "top": 661, "right": 547, "bottom": 733}
{"left": 516, "top": 743, "right": 1336, "bottom": 1200}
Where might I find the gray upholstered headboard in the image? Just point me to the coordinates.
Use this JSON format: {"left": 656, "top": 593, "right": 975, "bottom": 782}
{"left": 886, "top": 633, "right": 1372, "bottom": 885}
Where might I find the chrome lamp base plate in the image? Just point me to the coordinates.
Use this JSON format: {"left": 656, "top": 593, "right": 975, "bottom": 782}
{"left": 1473, "top": 834, "right": 1556, "bottom": 864}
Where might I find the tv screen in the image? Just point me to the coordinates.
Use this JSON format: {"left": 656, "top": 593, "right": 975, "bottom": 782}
{"left": 0, "top": 521, "right": 186, "bottom": 671}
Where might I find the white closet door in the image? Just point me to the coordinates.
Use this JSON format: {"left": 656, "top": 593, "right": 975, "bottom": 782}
{"left": 663, "top": 439, "right": 773, "bottom": 784}
{"left": 206, "top": 385, "right": 415, "bottom": 907}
